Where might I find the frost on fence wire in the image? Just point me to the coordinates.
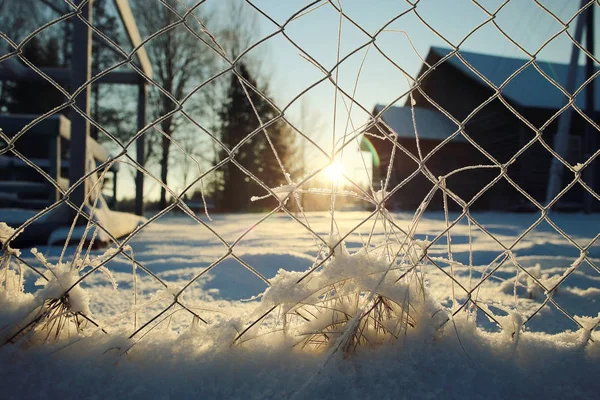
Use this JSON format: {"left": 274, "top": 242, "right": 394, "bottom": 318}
{"left": 0, "top": 0, "right": 599, "bottom": 354}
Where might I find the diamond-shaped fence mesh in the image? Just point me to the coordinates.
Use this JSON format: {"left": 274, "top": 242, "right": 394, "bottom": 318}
{"left": 0, "top": 0, "right": 599, "bottom": 351}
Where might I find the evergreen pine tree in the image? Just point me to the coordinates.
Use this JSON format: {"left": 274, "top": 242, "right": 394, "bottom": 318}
{"left": 218, "top": 63, "right": 296, "bottom": 211}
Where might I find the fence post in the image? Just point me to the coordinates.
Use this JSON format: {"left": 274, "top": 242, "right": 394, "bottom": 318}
{"left": 135, "top": 82, "right": 146, "bottom": 216}
{"left": 69, "top": 0, "right": 93, "bottom": 210}
{"left": 545, "top": 0, "right": 586, "bottom": 208}
{"left": 583, "top": 4, "right": 596, "bottom": 213}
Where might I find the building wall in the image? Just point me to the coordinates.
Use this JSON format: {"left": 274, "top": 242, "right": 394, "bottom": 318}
{"left": 399, "top": 52, "right": 523, "bottom": 209}
{"left": 367, "top": 131, "right": 487, "bottom": 211}
{"left": 371, "top": 51, "right": 600, "bottom": 211}
{"left": 408, "top": 51, "right": 599, "bottom": 210}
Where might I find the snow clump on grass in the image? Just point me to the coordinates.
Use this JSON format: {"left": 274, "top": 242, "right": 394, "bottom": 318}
{"left": 1, "top": 244, "right": 118, "bottom": 346}
{"left": 235, "top": 235, "right": 448, "bottom": 354}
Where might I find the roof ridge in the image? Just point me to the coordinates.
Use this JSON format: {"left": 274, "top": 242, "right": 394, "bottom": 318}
{"left": 426, "top": 46, "right": 600, "bottom": 110}
{"left": 430, "top": 46, "right": 600, "bottom": 69}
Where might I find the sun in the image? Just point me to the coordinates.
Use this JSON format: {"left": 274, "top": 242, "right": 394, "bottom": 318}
{"left": 324, "top": 161, "right": 343, "bottom": 184}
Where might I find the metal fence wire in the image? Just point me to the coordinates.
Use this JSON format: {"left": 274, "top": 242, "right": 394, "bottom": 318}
{"left": 0, "top": 0, "right": 599, "bottom": 350}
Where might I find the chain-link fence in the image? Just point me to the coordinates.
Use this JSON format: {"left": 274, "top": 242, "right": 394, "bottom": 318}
{"left": 0, "top": 0, "right": 599, "bottom": 351}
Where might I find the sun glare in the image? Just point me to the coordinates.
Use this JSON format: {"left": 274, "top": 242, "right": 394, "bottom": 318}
{"left": 324, "top": 162, "right": 343, "bottom": 183}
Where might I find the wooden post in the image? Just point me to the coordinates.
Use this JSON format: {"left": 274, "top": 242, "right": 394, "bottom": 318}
{"left": 583, "top": 5, "right": 595, "bottom": 213}
{"left": 112, "top": 170, "right": 118, "bottom": 210}
{"left": 135, "top": 82, "right": 146, "bottom": 216}
{"left": 48, "top": 133, "right": 61, "bottom": 203}
{"left": 69, "top": 0, "right": 93, "bottom": 209}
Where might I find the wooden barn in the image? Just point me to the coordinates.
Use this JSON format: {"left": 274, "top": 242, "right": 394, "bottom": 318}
{"left": 364, "top": 47, "right": 600, "bottom": 211}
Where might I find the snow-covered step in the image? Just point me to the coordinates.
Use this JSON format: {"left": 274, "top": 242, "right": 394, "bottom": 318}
{"left": 0, "top": 194, "right": 51, "bottom": 209}
{"left": 0, "top": 178, "right": 68, "bottom": 193}
{"left": 0, "top": 181, "right": 49, "bottom": 194}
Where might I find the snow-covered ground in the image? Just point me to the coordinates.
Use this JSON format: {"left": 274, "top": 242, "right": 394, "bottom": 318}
{"left": 1, "top": 211, "right": 600, "bottom": 399}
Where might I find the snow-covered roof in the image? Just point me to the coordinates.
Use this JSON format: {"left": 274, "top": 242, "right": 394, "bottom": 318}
{"left": 430, "top": 47, "right": 600, "bottom": 110}
{"left": 373, "top": 104, "right": 465, "bottom": 142}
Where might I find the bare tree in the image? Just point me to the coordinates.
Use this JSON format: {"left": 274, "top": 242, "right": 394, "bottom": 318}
{"left": 217, "top": 0, "right": 258, "bottom": 60}
{"left": 0, "top": 0, "right": 47, "bottom": 42}
{"left": 132, "top": 0, "right": 216, "bottom": 209}
{"left": 0, "top": 0, "right": 59, "bottom": 112}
